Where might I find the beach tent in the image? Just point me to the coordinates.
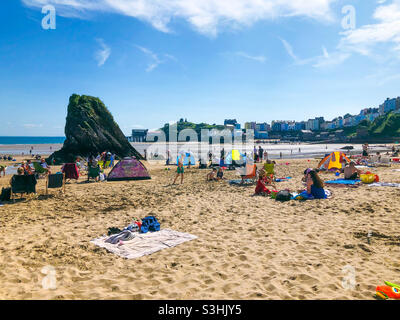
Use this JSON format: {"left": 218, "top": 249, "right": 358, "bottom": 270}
{"left": 107, "top": 157, "right": 151, "bottom": 181}
{"left": 224, "top": 150, "right": 247, "bottom": 166}
{"left": 318, "top": 151, "right": 350, "bottom": 170}
{"left": 176, "top": 151, "right": 196, "bottom": 166}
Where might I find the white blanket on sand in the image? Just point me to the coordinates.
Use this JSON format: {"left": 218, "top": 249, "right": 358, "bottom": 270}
{"left": 368, "top": 182, "right": 400, "bottom": 188}
{"left": 91, "top": 229, "right": 197, "bottom": 259}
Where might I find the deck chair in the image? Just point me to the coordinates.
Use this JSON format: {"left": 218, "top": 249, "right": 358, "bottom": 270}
{"left": 62, "top": 163, "right": 80, "bottom": 180}
{"left": 33, "top": 162, "right": 48, "bottom": 178}
{"left": 378, "top": 157, "right": 391, "bottom": 167}
{"left": 46, "top": 173, "right": 66, "bottom": 195}
{"left": 236, "top": 164, "right": 257, "bottom": 183}
{"left": 264, "top": 163, "right": 275, "bottom": 175}
{"left": 11, "top": 174, "right": 37, "bottom": 202}
{"left": 88, "top": 165, "right": 101, "bottom": 181}
{"left": 367, "top": 155, "right": 379, "bottom": 166}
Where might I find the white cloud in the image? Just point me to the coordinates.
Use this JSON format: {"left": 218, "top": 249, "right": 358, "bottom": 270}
{"left": 22, "top": 0, "right": 337, "bottom": 36}
{"left": 280, "top": 38, "right": 300, "bottom": 63}
{"left": 338, "top": 1, "right": 400, "bottom": 56}
{"left": 280, "top": 38, "right": 350, "bottom": 68}
{"left": 95, "top": 38, "right": 111, "bottom": 66}
{"left": 235, "top": 51, "right": 266, "bottom": 63}
{"left": 136, "top": 45, "right": 176, "bottom": 72}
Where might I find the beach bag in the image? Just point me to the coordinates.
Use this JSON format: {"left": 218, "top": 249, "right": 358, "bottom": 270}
{"left": 275, "top": 190, "right": 292, "bottom": 202}
{"left": 0, "top": 187, "right": 11, "bottom": 201}
{"left": 140, "top": 216, "right": 161, "bottom": 233}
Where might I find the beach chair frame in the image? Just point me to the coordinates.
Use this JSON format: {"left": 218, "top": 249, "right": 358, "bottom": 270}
{"left": 11, "top": 175, "right": 37, "bottom": 203}
{"left": 45, "top": 173, "right": 66, "bottom": 195}
{"left": 33, "top": 161, "right": 48, "bottom": 178}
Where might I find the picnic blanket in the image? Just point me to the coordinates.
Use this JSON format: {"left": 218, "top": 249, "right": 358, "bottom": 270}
{"left": 368, "top": 182, "right": 400, "bottom": 188}
{"left": 91, "top": 229, "right": 197, "bottom": 259}
{"left": 325, "top": 179, "right": 361, "bottom": 185}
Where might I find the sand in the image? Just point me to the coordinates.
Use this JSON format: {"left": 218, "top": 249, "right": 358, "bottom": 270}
{"left": 0, "top": 156, "right": 399, "bottom": 300}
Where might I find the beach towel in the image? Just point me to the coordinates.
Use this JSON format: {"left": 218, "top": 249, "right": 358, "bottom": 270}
{"left": 62, "top": 163, "right": 79, "bottom": 180}
{"left": 325, "top": 179, "right": 361, "bottom": 185}
{"left": 105, "top": 230, "right": 136, "bottom": 244}
{"left": 368, "top": 182, "right": 400, "bottom": 188}
{"left": 91, "top": 229, "right": 197, "bottom": 259}
{"left": 229, "top": 179, "right": 254, "bottom": 185}
{"left": 292, "top": 189, "right": 332, "bottom": 200}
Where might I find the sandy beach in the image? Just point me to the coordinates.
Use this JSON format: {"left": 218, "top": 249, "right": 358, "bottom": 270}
{"left": 0, "top": 154, "right": 399, "bottom": 300}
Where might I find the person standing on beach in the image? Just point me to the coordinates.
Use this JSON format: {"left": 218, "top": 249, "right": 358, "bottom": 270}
{"left": 263, "top": 150, "right": 268, "bottom": 161}
{"left": 0, "top": 165, "right": 5, "bottom": 177}
{"left": 258, "top": 146, "right": 263, "bottom": 162}
{"left": 362, "top": 143, "right": 369, "bottom": 157}
{"left": 173, "top": 161, "right": 184, "bottom": 184}
{"left": 166, "top": 150, "right": 170, "bottom": 166}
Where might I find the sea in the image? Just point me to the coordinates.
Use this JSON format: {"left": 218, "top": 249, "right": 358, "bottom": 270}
{"left": 0, "top": 136, "right": 66, "bottom": 145}
{"left": 0, "top": 136, "right": 391, "bottom": 160}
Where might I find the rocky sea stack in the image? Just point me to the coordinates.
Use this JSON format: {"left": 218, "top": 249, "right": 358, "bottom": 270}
{"left": 48, "top": 94, "right": 143, "bottom": 164}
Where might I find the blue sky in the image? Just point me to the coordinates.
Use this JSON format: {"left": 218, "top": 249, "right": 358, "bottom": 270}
{"left": 1, "top": 0, "right": 400, "bottom": 136}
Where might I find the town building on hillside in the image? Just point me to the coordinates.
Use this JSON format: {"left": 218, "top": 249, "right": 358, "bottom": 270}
{"left": 224, "top": 119, "right": 238, "bottom": 126}
{"left": 244, "top": 122, "right": 256, "bottom": 130}
{"left": 129, "top": 129, "right": 148, "bottom": 142}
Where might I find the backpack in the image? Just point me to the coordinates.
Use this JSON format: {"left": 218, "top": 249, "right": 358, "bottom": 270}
{"left": 275, "top": 190, "right": 292, "bottom": 202}
{"left": 0, "top": 187, "right": 11, "bottom": 202}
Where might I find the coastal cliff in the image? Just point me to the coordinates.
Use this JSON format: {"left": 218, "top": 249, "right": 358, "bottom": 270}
{"left": 48, "top": 94, "right": 143, "bottom": 164}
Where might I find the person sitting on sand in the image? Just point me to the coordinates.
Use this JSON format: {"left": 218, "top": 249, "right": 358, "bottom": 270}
{"left": 206, "top": 168, "right": 217, "bottom": 181}
{"left": 344, "top": 161, "right": 361, "bottom": 180}
{"left": 216, "top": 167, "right": 224, "bottom": 180}
{"left": 254, "top": 169, "right": 272, "bottom": 196}
{"left": 305, "top": 170, "right": 326, "bottom": 199}
{"left": 173, "top": 161, "right": 184, "bottom": 184}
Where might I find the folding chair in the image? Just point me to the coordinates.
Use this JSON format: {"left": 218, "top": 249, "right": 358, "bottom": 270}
{"left": 11, "top": 174, "right": 37, "bottom": 203}
{"left": 46, "top": 173, "right": 66, "bottom": 195}
{"left": 236, "top": 164, "right": 257, "bottom": 183}
{"left": 88, "top": 165, "right": 101, "bottom": 181}
{"left": 264, "top": 163, "right": 275, "bottom": 175}
{"left": 33, "top": 162, "right": 48, "bottom": 178}
{"left": 62, "top": 163, "right": 80, "bottom": 181}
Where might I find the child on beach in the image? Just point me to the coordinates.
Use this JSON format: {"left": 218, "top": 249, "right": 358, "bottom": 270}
{"left": 173, "top": 161, "right": 184, "bottom": 184}
{"left": 216, "top": 167, "right": 224, "bottom": 180}
{"left": 206, "top": 168, "right": 217, "bottom": 181}
{"left": 254, "top": 169, "right": 272, "bottom": 196}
